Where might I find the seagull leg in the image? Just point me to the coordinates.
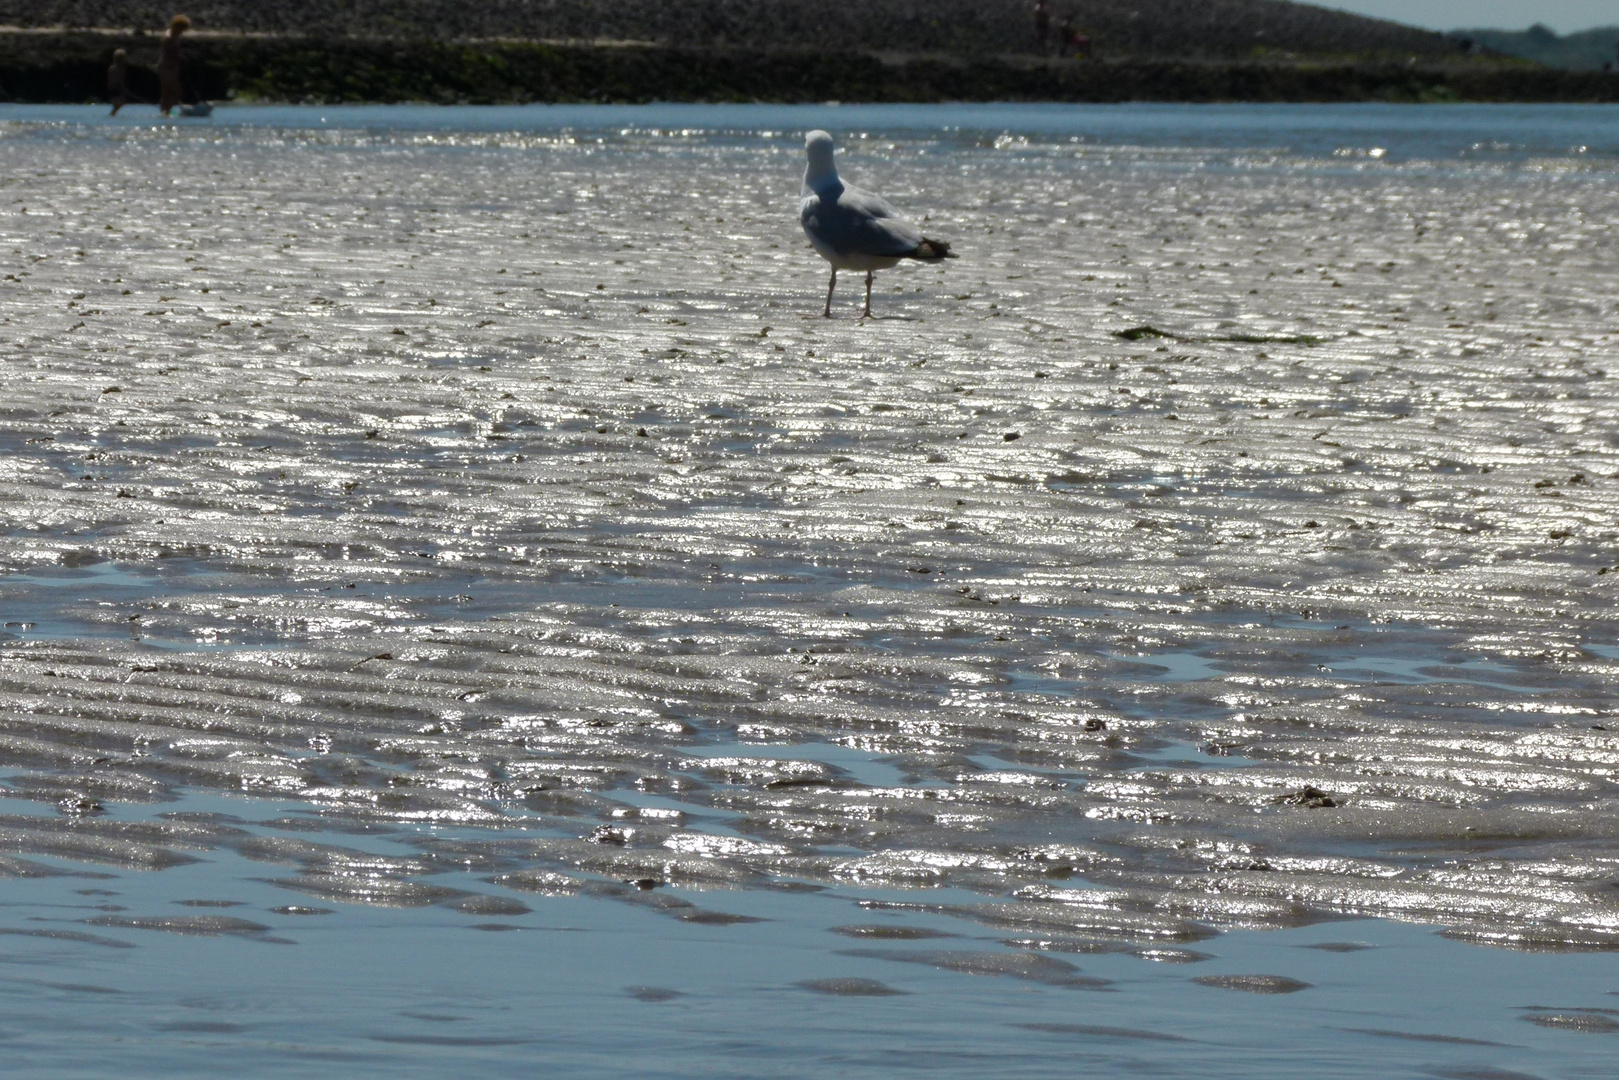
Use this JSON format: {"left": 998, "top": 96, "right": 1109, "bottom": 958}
{"left": 823, "top": 268, "right": 836, "bottom": 318}
{"left": 862, "top": 270, "right": 873, "bottom": 319}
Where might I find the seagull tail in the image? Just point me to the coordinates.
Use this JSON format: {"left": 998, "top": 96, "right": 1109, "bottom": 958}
{"left": 907, "top": 238, "right": 957, "bottom": 261}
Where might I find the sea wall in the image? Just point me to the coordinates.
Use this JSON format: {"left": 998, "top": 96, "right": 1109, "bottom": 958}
{"left": 3, "top": 32, "right": 1616, "bottom": 105}
{"left": 0, "top": 0, "right": 1464, "bottom": 60}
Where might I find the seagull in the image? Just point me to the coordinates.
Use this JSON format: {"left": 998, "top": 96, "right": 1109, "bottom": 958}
{"left": 799, "top": 130, "right": 955, "bottom": 318}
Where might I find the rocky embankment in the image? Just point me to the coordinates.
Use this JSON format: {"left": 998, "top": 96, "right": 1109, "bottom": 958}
{"left": 3, "top": 30, "right": 1616, "bottom": 104}
{"left": 0, "top": 0, "right": 1462, "bottom": 58}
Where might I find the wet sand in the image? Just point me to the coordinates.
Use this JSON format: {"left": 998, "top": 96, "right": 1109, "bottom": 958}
{"left": 0, "top": 103, "right": 1617, "bottom": 1074}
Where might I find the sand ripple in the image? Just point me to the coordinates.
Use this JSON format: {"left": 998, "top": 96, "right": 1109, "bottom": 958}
{"left": 0, "top": 117, "right": 1616, "bottom": 949}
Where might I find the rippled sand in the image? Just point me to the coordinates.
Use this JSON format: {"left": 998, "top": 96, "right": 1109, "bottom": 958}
{"left": 2, "top": 105, "right": 1618, "bottom": 981}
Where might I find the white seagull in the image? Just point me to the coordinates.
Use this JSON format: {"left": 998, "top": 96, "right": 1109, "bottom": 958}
{"left": 799, "top": 130, "right": 955, "bottom": 318}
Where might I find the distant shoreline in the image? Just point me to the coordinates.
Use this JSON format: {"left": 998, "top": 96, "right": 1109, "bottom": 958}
{"left": 4, "top": 31, "right": 1617, "bottom": 105}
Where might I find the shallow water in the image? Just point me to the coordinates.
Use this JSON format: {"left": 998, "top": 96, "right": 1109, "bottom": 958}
{"left": 1, "top": 102, "right": 1617, "bottom": 1075}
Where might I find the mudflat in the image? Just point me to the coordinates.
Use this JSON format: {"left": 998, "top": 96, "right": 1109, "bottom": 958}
{"left": 0, "top": 103, "right": 1616, "bottom": 1077}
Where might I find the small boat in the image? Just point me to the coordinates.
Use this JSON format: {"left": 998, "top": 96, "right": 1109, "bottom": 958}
{"left": 178, "top": 101, "right": 214, "bottom": 118}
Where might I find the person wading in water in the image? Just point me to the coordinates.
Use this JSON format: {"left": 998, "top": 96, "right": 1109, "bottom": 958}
{"left": 158, "top": 15, "right": 190, "bottom": 116}
{"left": 107, "top": 48, "right": 131, "bottom": 115}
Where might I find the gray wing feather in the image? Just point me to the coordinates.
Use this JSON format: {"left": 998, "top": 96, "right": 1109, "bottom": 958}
{"left": 801, "top": 181, "right": 924, "bottom": 258}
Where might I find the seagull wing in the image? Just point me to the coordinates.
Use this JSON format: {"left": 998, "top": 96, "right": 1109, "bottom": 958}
{"left": 801, "top": 181, "right": 926, "bottom": 259}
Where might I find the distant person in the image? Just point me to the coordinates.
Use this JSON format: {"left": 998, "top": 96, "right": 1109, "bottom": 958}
{"left": 1070, "top": 30, "right": 1092, "bottom": 59}
{"left": 157, "top": 15, "right": 190, "bottom": 116}
{"left": 107, "top": 48, "right": 130, "bottom": 115}
{"left": 1057, "top": 17, "right": 1075, "bottom": 58}
{"left": 1032, "top": 2, "right": 1050, "bottom": 53}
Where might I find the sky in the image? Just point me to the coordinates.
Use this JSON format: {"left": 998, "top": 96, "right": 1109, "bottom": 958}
{"left": 1320, "top": 1, "right": 1618, "bottom": 34}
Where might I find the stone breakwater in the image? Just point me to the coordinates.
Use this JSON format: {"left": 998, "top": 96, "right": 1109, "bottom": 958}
{"left": 0, "top": 0, "right": 1466, "bottom": 59}
{"left": 0, "top": 117, "right": 1617, "bottom": 951}
{"left": 3, "top": 32, "right": 1617, "bottom": 105}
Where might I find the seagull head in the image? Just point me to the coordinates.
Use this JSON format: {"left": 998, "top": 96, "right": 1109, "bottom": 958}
{"left": 804, "top": 130, "right": 839, "bottom": 189}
